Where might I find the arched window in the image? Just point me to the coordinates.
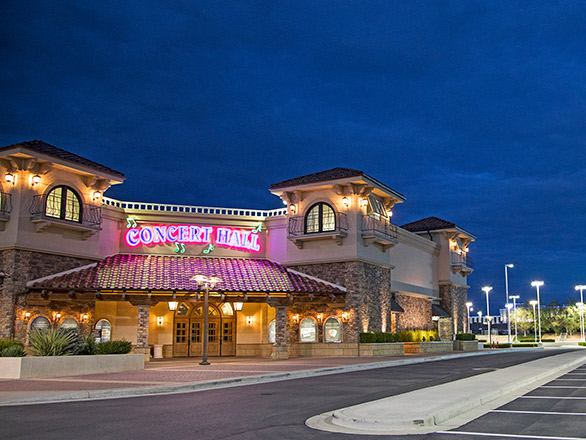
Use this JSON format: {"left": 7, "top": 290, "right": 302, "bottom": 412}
{"left": 305, "top": 202, "right": 336, "bottom": 233}
{"left": 30, "top": 316, "right": 50, "bottom": 331}
{"left": 60, "top": 318, "right": 79, "bottom": 330}
{"left": 45, "top": 185, "right": 82, "bottom": 223}
{"left": 299, "top": 318, "right": 317, "bottom": 343}
{"left": 176, "top": 303, "right": 189, "bottom": 316}
{"left": 220, "top": 303, "right": 234, "bottom": 316}
{"left": 95, "top": 319, "right": 111, "bottom": 343}
{"left": 324, "top": 317, "right": 342, "bottom": 343}
{"left": 268, "top": 320, "right": 276, "bottom": 343}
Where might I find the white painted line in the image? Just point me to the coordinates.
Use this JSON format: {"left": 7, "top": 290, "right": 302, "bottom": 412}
{"left": 437, "top": 431, "right": 586, "bottom": 440}
{"left": 550, "top": 379, "right": 586, "bottom": 381}
{"left": 492, "top": 409, "right": 586, "bottom": 416}
{"left": 565, "top": 373, "right": 586, "bottom": 375}
{"left": 541, "top": 386, "right": 586, "bottom": 389}
{"left": 520, "top": 396, "right": 586, "bottom": 400}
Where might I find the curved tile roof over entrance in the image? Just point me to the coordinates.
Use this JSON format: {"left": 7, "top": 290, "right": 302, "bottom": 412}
{"left": 27, "top": 255, "right": 346, "bottom": 294}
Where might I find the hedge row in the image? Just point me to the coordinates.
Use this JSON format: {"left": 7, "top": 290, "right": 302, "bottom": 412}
{"left": 359, "top": 330, "right": 439, "bottom": 343}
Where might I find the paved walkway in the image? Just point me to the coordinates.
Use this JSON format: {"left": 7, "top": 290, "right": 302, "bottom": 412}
{"left": 0, "top": 351, "right": 505, "bottom": 406}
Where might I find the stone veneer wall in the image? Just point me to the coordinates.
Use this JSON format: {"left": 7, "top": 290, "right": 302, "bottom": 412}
{"left": 0, "top": 249, "right": 97, "bottom": 339}
{"left": 439, "top": 283, "right": 469, "bottom": 334}
{"left": 393, "top": 293, "right": 433, "bottom": 331}
{"left": 287, "top": 261, "right": 391, "bottom": 342}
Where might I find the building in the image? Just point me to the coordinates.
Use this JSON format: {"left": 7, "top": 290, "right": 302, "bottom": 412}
{"left": 0, "top": 140, "right": 475, "bottom": 359}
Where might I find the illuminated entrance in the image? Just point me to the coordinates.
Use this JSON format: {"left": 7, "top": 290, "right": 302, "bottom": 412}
{"left": 173, "top": 302, "right": 235, "bottom": 357}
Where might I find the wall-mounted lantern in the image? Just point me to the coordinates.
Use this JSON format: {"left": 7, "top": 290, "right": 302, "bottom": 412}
{"left": 31, "top": 174, "right": 41, "bottom": 186}
{"left": 316, "top": 313, "right": 323, "bottom": 323}
{"left": 359, "top": 198, "right": 368, "bottom": 208}
{"left": 289, "top": 203, "right": 297, "bottom": 214}
{"left": 233, "top": 302, "right": 243, "bottom": 311}
{"left": 23, "top": 311, "right": 31, "bottom": 321}
{"left": 157, "top": 316, "right": 164, "bottom": 326}
{"left": 92, "top": 190, "right": 102, "bottom": 201}
{"left": 342, "top": 196, "right": 349, "bottom": 208}
{"left": 168, "top": 301, "right": 179, "bottom": 311}
{"left": 246, "top": 316, "right": 253, "bottom": 325}
{"left": 5, "top": 172, "right": 16, "bottom": 186}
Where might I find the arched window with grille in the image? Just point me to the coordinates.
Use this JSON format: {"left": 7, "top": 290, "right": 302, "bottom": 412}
{"left": 45, "top": 185, "right": 82, "bottom": 223}
{"left": 304, "top": 202, "right": 336, "bottom": 233}
{"left": 299, "top": 318, "right": 317, "bottom": 342}
{"left": 324, "top": 317, "right": 342, "bottom": 343}
{"left": 30, "top": 316, "right": 50, "bottom": 331}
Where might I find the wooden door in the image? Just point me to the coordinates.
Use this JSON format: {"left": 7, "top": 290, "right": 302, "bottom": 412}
{"left": 173, "top": 319, "right": 189, "bottom": 357}
{"left": 221, "top": 319, "right": 236, "bottom": 356}
{"left": 207, "top": 318, "right": 221, "bottom": 356}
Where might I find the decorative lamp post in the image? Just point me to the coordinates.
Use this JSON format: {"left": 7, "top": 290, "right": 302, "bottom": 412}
{"left": 531, "top": 281, "right": 544, "bottom": 343}
{"left": 529, "top": 300, "right": 538, "bottom": 343}
{"left": 466, "top": 302, "right": 473, "bottom": 333}
{"left": 509, "top": 295, "right": 520, "bottom": 342}
{"left": 192, "top": 275, "right": 221, "bottom": 365}
{"left": 505, "top": 264, "right": 514, "bottom": 304}
{"left": 506, "top": 303, "right": 513, "bottom": 345}
{"left": 482, "top": 286, "right": 493, "bottom": 346}
{"left": 575, "top": 285, "right": 586, "bottom": 342}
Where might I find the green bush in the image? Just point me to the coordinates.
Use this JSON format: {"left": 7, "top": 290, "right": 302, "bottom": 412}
{"left": 0, "top": 344, "right": 26, "bottom": 357}
{"left": 513, "top": 343, "right": 538, "bottom": 347}
{"left": 483, "top": 343, "right": 512, "bottom": 348}
{"left": 541, "top": 339, "right": 555, "bottom": 343}
{"left": 0, "top": 338, "right": 25, "bottom": 353}
{"left": 398, "top": 330, "right": 439, "bottom": 342}
{"left": 359, "top": 332, "right": 377, "bottom": 343}
{"left": 455, "top": 333, "right": 476, "bottom": 341}
{"left": 95, "top": 340, "right": 132, "bottom": 354}
{"left": 29, "top": 328, "right": 78, "bottom": 356}
{"left": 579, "top": 342, "right": 586, "bottom": 347}
{"left": 477, "top": 339, "right": 487, "bottom": 343}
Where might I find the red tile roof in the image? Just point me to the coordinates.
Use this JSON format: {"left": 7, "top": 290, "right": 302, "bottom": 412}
{"left": 0, "top": 140, "right": 125, "bottom": 178}
{"left": 269, "top": 167, "right": 364, "bottom": 189}
{"left": 401, "top": 216, "right": 475, "bottom": 238}
{"left": 27, "top": 255, "right": 346, "bottom": 294}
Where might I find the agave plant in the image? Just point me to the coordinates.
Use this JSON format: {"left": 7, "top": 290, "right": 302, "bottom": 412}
{"left": 0, "top": 344, "right": 26, "bottom": 357}
{"left": 28, "top": 328, "right": 78, "bottom": 356}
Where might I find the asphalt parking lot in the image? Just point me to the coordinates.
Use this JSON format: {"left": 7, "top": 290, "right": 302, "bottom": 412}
{"left": 436, "top": 364, "right": 586, "bottom": 439}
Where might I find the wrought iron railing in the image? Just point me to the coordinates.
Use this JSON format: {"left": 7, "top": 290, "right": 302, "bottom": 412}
{"left": 30, "top": 194, "right": 102, "bottom": 228}
{"left": 450, "top": 251, "right": 474, "bottom": 269}
{"left": 0, "top": 191, "right": 12, "bottom": 218}
{"left": 361, "top": 215, "right": 398, "bottom": 240}
{"left": 102, "top": 196, "right": 287, "bottom": 218}
{"left": 287, "top": 212, "right": 348, "bottom": 237}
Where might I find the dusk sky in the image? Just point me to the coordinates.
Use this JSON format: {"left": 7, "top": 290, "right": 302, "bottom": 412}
{"left": 2, "top": 2, "right": 586, "bottom": 313}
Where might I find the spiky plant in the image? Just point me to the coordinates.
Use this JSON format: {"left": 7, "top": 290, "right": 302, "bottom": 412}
{"left": 28, "top": 328, "right": 78, "bottom": 356}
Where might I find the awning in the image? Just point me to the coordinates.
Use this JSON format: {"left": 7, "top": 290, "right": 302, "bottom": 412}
{"left": 26, "top": 254, "right": 346, "bottom": 296}
{"left": 432, "top": 304, "right": 450, "bottom": 318}
{"left": 390, "top": 298, "right": 405, "bottom": 313}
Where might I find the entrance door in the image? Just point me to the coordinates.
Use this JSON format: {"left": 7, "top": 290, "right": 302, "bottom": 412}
{"left": 174, "top": 318, "right": 189, "bottom": 357}
{"left": 189, "top": 318, "right": 221, "bottom": 357}
{"left": 222, "top": 320, "right": 236, "bottom": 356}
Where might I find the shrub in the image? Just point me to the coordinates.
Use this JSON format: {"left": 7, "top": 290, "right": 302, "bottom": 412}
{"left": 29, "top": 328, "right": 78, "bottom": 356}
{"left": 359, "top": 332, "right": 377, "bottom": 343}
{"left": 455, "top": 333, "right": 476, "bottom": 341}
{"left": 579, "top": 342, "right": 586, "bottom": 347}
{"left": 0, "top": 344, "right": 26, "bottom": 357}
{"left": 541, "top": 339, "right": 555, "bottom": 343}
{"left": 0, "top": 338, "right": 25, "bottom": 353}
{"left": 95, "top": 340, "right": 132, "bottom": 354}
{"left": 513, "top": 343, "right": 538, "bottom": 347}
{"left": 398, "top": 330, "right": 439, "bottom": 342}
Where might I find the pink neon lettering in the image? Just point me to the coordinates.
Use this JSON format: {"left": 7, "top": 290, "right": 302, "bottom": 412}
{"left": 139, "top": 227, "right": 154, "bottom": 244}
{"left": 216, "top": 228, "right": 230, "bottom": 245}
{"left": 179, "top": 226, "right": 189, "bottom": 242}
{"left": 126, "top": 229, "right": 140, "bottom": 246}
{"left": 154, "top": 226, "right": 166, "bottom": 243}
{"left": 166, "top": 226, "right": 178, "bottom": 242}
{"left": 248, "top": 234, "right": 260, "bottom": 252}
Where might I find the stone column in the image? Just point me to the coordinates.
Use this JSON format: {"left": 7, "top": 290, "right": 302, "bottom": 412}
{"left": 272, "top": 306, "right": 289, "bottom": 360}
{"left": 135, "top": 305, "right": 150, "bottom": 362}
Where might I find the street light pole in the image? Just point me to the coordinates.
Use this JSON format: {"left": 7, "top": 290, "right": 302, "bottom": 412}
{"left": 530, "top": 300, "right": 538, "bottom": 343}
{"left": 505, "top": 264, "right": 514, "bottom": 304}
{"left": 506, "top": 303, "right": 513, "bottom": 345}
{"left": 531, "top": 280, "right": 544, "bottom": 344}
{"left": 575, "top": 285, "right": 586, "bottom": 342}
{"left": 510, "top": 295, "right": 520, "bottom": 342}
{"left": 192, "top": 275, "right": 221, "bottom": 366}
{"left": 482, "top": 286, "right": 493, "bottom": 346}
{"left": 466, "top": 302, "right": 473, "bottom": 333}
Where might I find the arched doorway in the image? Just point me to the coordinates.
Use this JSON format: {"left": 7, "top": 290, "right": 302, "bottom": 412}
{"left": 173, "top": 302, "right": 236, "bottom": 357}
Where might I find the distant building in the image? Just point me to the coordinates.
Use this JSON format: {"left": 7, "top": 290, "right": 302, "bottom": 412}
{"left": 0, "top": 140, "right": 475, "bottom": 358}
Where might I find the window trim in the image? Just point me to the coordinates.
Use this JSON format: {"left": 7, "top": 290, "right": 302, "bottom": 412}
{"left": 45, "top": 185, "right": 83, "bottom": 223}
{"left": 299, "top": 317, "right": 318, "bottom": 343}
{"left": 304, "top": 202, "right": 336, "bottom": 234}
{"left": 30, "top": 315, "right": 51, "bottom": 331}
{"left": 323, "top": 316, "right": 343, "bottom": 343}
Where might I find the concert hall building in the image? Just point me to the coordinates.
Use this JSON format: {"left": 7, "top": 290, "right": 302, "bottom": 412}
{"left": 0, "top": 140, "right": 475, "bottom": 359}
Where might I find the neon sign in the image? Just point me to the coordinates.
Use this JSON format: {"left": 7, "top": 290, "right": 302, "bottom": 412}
{"left": 125, "top": 224, "right": 261, "bottom": 253}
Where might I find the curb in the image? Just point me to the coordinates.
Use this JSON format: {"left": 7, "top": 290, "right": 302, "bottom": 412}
{"left": 0, "top": 348, "right": 536, "bottom": 406}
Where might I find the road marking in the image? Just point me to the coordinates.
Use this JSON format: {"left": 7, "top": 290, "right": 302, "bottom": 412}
{"left": 550, "top": 379, "right": 586, "bottom": 381}
{"left": 540, "top": 386, "right": 586, "bottom": 389}
{"left": 520, "top": 396, "right": 586, "bottom": 400}
{"left": 492, "top": 409, "right": 586, "bottom": 416}
{"left": 437, "top": 431, "right": 586, "bottom": 439}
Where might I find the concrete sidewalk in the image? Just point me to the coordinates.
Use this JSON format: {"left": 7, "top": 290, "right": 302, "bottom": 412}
{"left": 306, "top": 349, "right": 586, "bottom": 435}
{"left": 0, "top": 350, "right": 524, "bottom": 406}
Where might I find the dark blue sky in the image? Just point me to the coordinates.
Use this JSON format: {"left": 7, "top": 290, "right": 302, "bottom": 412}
{"left": 2, "top": 2, "right": 586, "bottom": 313}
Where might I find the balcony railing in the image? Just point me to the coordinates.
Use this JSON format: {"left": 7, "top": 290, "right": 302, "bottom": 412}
{"left": 30, "top": 194, "right": 102, "bottom": 228}
{"left": 450, "top": 251, "right": 474, "bottom": 273}
{"left": 361, "top": 215, "right": 398, "bottom": 240}
{"left": 287, "top": 212, "right": 348, "bottom": 237}
{"left": 0, "top": 191, "right": 12, "bottom": 219}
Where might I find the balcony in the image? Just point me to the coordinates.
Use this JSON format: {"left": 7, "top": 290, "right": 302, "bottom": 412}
{"left": 361, "top": 215, "right": 398, "bottom": 252}
{"left": 287, "top": 212, "right": 348, "bottom": 249}
{"left": 30, "top": 194, "right": 102, "bottom": 240}
{"left": 450, "top": 251, "right": 474, "bottom": 275}
{"left": 0, "top": 191, "right": 12, "bottom": 230}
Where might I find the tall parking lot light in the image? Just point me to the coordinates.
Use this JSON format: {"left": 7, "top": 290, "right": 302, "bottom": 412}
{"left": 509, "top": 295, "right": 520, "bottom": 342}
{"left": 482, "top": 286, "right": 493, "bottom": 317}
{"left": 505, "top": 264, "right": 514, "bottom": 304}
{"left": 466, "top": 302, "right": 473, "bottom": 333}
{"left": 531, "top": 281, "right": 544, "bottom": 343}
{"left": 529, "top": 300, "right": 538, "bottom": 343}
{"left": 575, "top": 285, "right": 586, "bottom": 342}
{"left": 506, "top": 303, "right": 513, "bottom": 345}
